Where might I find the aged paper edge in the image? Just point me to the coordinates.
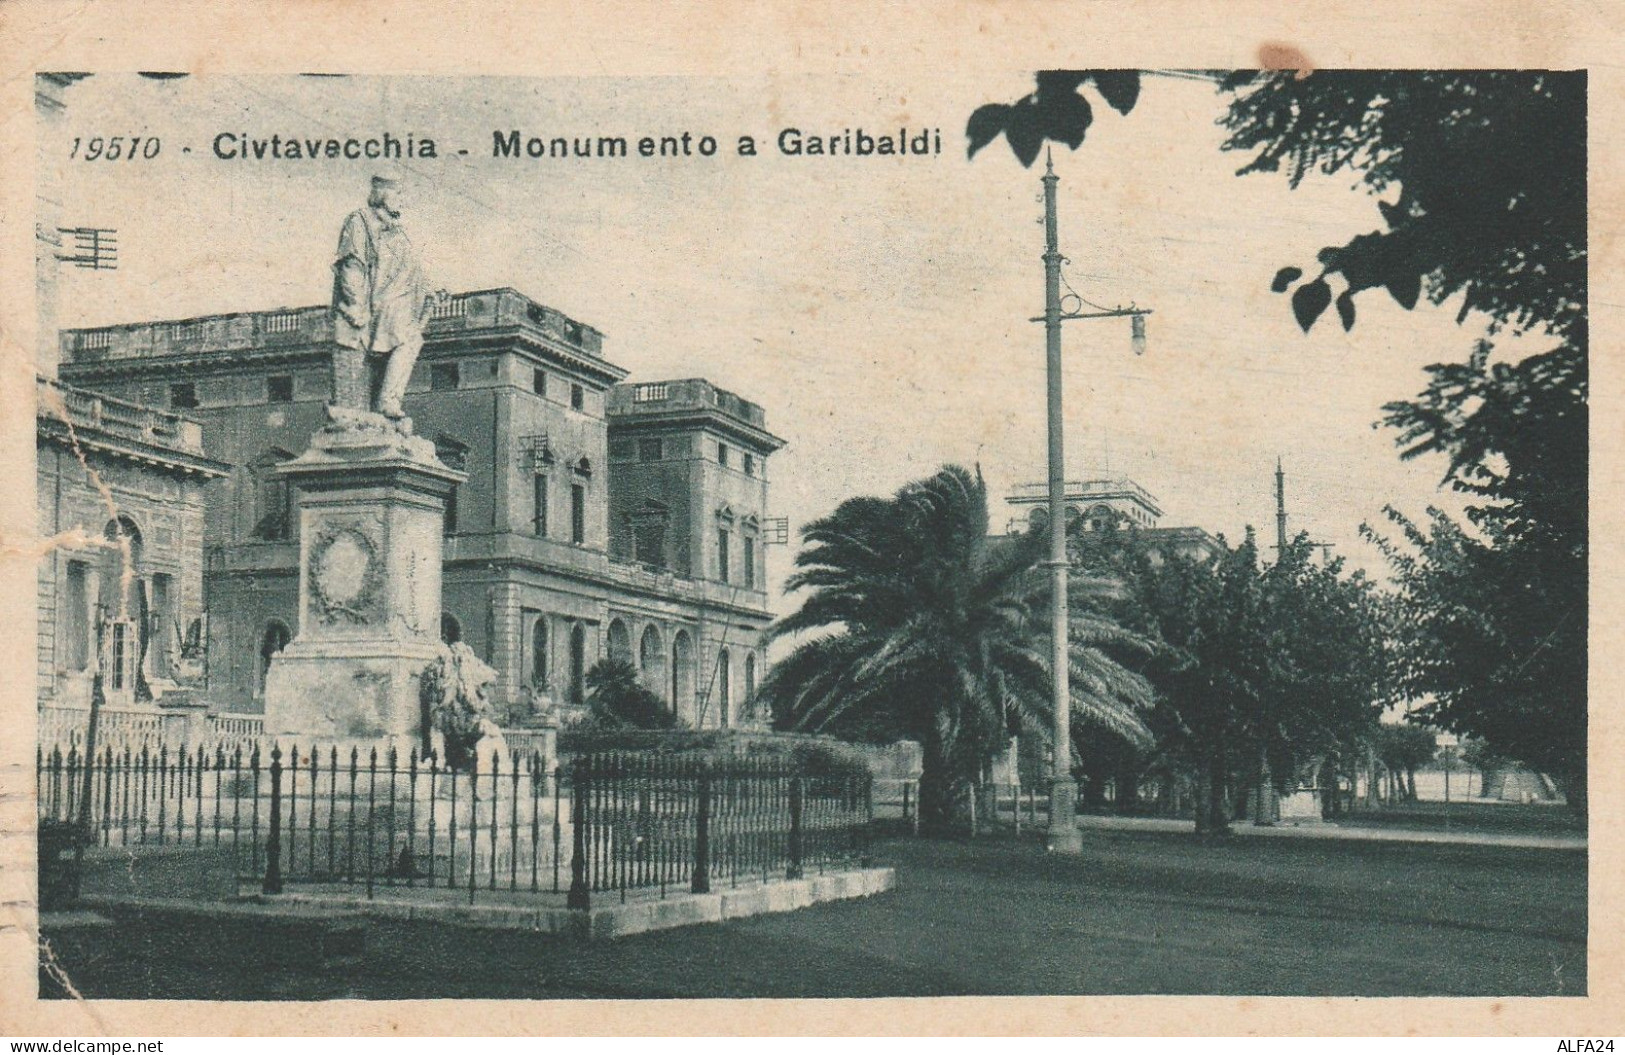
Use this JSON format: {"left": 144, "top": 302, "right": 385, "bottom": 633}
{"left": 0, "top": 0, "right": 1619, "bottom": 1037}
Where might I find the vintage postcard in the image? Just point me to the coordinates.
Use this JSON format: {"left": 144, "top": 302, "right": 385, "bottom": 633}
{"left": 0, "top": 0, "right": 1620, "bottom": 1038}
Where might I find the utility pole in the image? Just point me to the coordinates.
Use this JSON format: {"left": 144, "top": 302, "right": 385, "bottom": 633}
{"left": 1032, "top": 152, "right": 1152, "bottom": 852}
{"left": 1276, "top": 456, "right": 1288, "bottom": 554}
{"left": 1255, "top": 459, "right": 1291, "bottom": 826}
{"left": 1041, "top": 152, "right": 1080, "bottom": 853}
{"left": 1276, "top": 459, "right": 1334, "bottom": 562}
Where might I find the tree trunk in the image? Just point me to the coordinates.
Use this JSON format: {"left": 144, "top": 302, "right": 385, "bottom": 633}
{"left": 1193, "top": 763, "right": 1211, "bottom": 834}
{"left": 1405, "top": 766, "right": 1418, "bottom": 802}
{"left": 1082, "top": 760, "right": 1111, "bottom": 809}
{"left": 1557, "top": 764, "right": 1586, "bottom": 815}
{"left": 1116, "top": 758, "right": 1141, "bottom": 814}
{"left": 918, "top": 734, "right": 973, "bottom": 835}
{"left": 1206, "top": 742, "right": 1231, "bottom": 835}
{"left": 1253, "top": 741, "right": 1273, "bottom": 826}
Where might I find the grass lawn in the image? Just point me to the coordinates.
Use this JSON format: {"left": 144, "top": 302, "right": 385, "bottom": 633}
{"left": 40, "top": 828, "right": 1585, "bottom": 999}
{"left": 1332, "top": 798, "right": 1584, "bottom": 838}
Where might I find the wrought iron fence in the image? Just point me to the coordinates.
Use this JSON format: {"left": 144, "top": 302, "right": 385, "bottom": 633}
{"left": 36, "top": 742, "right": 564, "bottom": 899}
{"left": 565, "top": 752, "right": 874, "bottom": 908}
{"left": 37, "top": 742, "right": 877, "bottom": 911}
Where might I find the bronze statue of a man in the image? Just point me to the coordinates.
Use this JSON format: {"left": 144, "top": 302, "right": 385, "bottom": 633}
{"left": 330, "top": 174, "right": 447, "bottom": 420}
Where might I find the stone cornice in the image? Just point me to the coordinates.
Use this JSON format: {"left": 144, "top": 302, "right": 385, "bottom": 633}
{"left": 37, "top": 419, "right": 230, "bottom": 479}
{"left": 607, "top": 408, "right": 785, "bottom": 454}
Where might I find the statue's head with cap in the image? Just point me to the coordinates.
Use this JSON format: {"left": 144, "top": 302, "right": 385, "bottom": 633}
{"left": 368, "top": 171, "right": 404, "bottom": 216}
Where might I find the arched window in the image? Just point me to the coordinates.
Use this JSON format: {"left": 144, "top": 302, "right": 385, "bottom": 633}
{"left": 716, "top": 650, "right": 732, "bottom": 728}
{"left": 671, "top": 630, "right": 695, "bottom": 721}
{"left": 260, "top": 620, "right": 291, "bottom": 695}
{"left": 639, "top": 624, "right": 666, "bottom": 702}
{"left": 100, "top": 517, "right": 145, "bottom": 698}
{"left": 607, "top": 619, "right": 631, "bottom": 664}
{"left": 568, "top": 623, "right": 587, "bottom": 705}
{"left": 530, "top": 616, "right": 548, "bottom": 688}
{"left": 100, "top": 516, "right": 144, "bottom": 614}
{"left": 441, "top": 612, "right": 462, "bottom": 645}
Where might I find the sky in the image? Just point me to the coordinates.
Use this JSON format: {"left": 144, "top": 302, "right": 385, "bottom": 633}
{"left": 43, "top": 72, "right": 1530, "bottom": 612}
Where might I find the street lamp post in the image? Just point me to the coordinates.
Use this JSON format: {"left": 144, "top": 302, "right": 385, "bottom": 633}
{"left": 1436, "top": 732, "right": 1459, "bottom": 833}
{"left": 1034, "top": 151, "right": 1151, "bottom": 854}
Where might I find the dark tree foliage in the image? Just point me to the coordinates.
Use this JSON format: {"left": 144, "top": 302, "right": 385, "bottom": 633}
{"left": 1366, "top": 312, "right": 1585, "bottom": 807}
{"left": 970, "top": 69, "right": 1588, "bottom": 807}
{"left": 1364, "top": 498, "right": 1586, "bottom": 808}
{"left": 969, "top": 70, "right": 1585, "bottom": 343}
{"left": 1373, "top": 721, "right": 1440, "bottom": 801}
{"left": 758, "top": 465, "right": 1155, "bottom": 833}
{"left": 1072, "top": 523, "right": 1390, "bottom": 834}
{"left": 967, "top": 70, "right": 1142, "bottom": 166}
{"left": 581, "top": 659, "right": 679, "bottom": 731}
{"left": 1221, "top": 71, "right": 1585, "bottom": 340}
{"left": 1223, "top": 69, "right": 1588, "bottom": 809}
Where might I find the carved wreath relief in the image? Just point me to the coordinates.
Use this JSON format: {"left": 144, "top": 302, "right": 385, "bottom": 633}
{"left": 308, "top": 521, "right": 384, "bottom": 625}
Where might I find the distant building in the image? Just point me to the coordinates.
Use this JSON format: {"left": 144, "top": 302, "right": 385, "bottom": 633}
{"left": 54, "top": 288, "right": 785, "bottom": 729}
{"left": 1005, "top": 475, "right": 1221, "bottom": 562}
{"left": 36, "top": 377, "right": 229, "bottom": 727}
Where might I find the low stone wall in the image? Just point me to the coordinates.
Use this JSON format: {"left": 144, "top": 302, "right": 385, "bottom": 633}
{"left": 243, "top": 865, "right": 897, "bottom": 941}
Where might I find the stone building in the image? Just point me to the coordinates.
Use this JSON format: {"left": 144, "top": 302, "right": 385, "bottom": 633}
{"left": 55, "top": 287, "right": 784, "bottom": 729}
{"left": 36, "top": 376, "right": 230, "bottom": 743}
{"left": 1005, "top": 476, "right": 1222, "bottom": 561}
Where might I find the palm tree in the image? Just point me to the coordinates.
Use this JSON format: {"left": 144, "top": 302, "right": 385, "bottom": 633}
{"left": 758, "top": 465, "right": 1155, "bottom": 833}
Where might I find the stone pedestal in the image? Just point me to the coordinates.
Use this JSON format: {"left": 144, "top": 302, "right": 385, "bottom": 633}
{"left": 264, "top": 412, "right": 465, "bottom": 743}
{"left": 1276, "top": 788, "right": 1325, "bottom": 823}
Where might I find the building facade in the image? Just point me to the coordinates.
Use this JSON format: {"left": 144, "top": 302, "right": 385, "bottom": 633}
{"left": 1006, "top": 476, "right": 1222, "bottom": 562}
{"left": 56, "top": 288, "right": 784, "bottom": 729}
{"left": 36, "top": 377, "right": 229, "bottom": 724}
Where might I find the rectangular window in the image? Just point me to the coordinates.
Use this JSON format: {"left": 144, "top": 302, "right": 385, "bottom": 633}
{"left": 639, "top": 438, "right": 663, "bottom": 462}
{"left": 444, "top": 487, "right": 459, "bottom": 535}
{"left": 533, "top": 475, "right": 548, "bottom": 536}
{"left": 634, "top": 522, "right": 666, "bottom": 568}
{"left": 151, "top": 573, "right": 172, "bottom": 677}
{"left": 430, "top": 362, "right": 460, "bottom": 391}
{"left": 533, "top": 368, "right": 547, "bottom": 396}
{"left": 258, "top": 474, "right": 292, "bottom": 541}
{"left": 267, "top": 375, "right": 294, "bottom": 403}
{"left": 571, "top": 483, "right": 586, "bottom": 544}
{"left": 744, "top": 453, "right": 756, "bottom": 477}
{"left": 570, "top": 384, "right": 585, "bottom": 411}
{"left": 169, "top": 382, "right": 198, "bottom": 409}
{"left": 717, "top": 529, "right": 730, "bottom": 584}
{"left": 717, "top": 443, "right": 730, "bottom": 468}
{"left": 110, "top": 622, "right": 127, "bottom": 690}
{"left": 64, "top": 561, "right": 89, "bottom": 671}
{"left": 744, "top": 537, "right": 756, "bottom": 588}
